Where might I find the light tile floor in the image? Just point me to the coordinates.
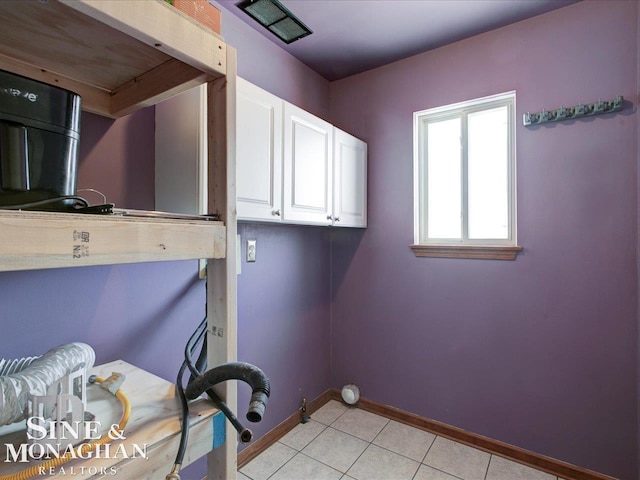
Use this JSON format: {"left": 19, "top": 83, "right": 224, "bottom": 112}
{"left": 239, "top": 400, "right": 567, "bottom": 480}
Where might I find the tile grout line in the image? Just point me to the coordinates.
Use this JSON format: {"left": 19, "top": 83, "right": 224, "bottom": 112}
{"left": 246, "top": 427, "right": 462, "bottom": 480}
{"left": 269, "top": 446, "right": 346, "bottom": 480}
{"left": 419, "top": 432, "right": 437, "bottom": 464}
{"left": 326, "top": 411, "right": 464, "bottom": 480}
{"left": 326, "top": 405, "right": 382, "bottom": 473}
{"left": 296, "top": 450, "right": 344, "bottom": 477}
{"left": 410, "top": 460, "right": 466, "bottom": 480}
{"left": 341, "top": 416, "right": 391, "bottom": 479}
{"left": 244, "top": 393, "right": 616, "bottom": 480}
{"left": 245, "top": 404, "right": 565, "bottom": 480}
{"left": 302, "top": 449, "right": 350, "bottom": 478}
{"left": 263, "top": 444, "right": 298, "bottom": 480}
{"left": 411, "top": 435, "right": 468, "bottom": 480}
{"left": 272, "top": 420, "right": 334, "bottom": 477}
{"left": 484, "top": 454, "right": 492, "bottom": 480}
{"left": 289, "top": 419, "right": 477, "bottom": 479}
{"left": 275, "top": 424, "right": 366, "bottom": 478}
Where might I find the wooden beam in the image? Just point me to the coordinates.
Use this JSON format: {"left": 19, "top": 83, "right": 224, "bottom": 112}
{"left": 60, "top": 0, "right": 226, "bottom": 78}
{"left": 206, "top": 47, "right": 238, "bottom": 480}
{"left": 111, "top": 58, "right": 212, "bottom": 117}
{"left": 0, "top": 211, "right": 225, "bottom": 271}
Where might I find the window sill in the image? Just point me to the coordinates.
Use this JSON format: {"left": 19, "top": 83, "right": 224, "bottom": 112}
{"left": 409, "top": 244, "right": 522, "bottom": 260}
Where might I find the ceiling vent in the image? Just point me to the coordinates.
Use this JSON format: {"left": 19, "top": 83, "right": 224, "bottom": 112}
{"left": 237, "top": 0, "right": 312, "bottom": 44}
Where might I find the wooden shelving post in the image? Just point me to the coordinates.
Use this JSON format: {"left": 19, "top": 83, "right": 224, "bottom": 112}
{"left": 206, "top": 46, "right": 238, "bottom": 480}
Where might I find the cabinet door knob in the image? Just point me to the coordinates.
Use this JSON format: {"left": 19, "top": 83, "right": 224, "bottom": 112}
{"left": 272, "top": 209, "right": 281, "bottom": 216}
{"left": 326, "top": 214, "right": 333, "bottom": 221}
{"left": 335, "top": 216, "right": 341, "bottom": 222}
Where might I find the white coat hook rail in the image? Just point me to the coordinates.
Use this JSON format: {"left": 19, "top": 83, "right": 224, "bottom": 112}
{"left": 523, "top": 95, "right": 624, "bottom": 126}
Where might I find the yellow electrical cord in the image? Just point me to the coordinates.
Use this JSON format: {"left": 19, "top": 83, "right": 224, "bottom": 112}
{"left": 0, "top": 376, "right": 131, "bottom": 480}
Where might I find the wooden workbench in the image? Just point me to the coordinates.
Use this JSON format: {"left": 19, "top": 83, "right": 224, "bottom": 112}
{"left": 0, "top": 360, "right": 222, "bottom": 479}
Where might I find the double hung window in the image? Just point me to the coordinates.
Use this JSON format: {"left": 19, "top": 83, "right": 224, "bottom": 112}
{"left": 412, "top": 92, "right": 520, "bottom": 259}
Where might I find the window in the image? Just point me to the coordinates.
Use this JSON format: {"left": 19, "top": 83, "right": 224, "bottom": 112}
{"left": 412, "top": 92, "right": 521, "bottom": 260}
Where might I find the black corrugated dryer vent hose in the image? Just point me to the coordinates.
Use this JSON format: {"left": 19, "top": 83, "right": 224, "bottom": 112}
{"left": 185, "top": 362, "right": 271, "bottom": 423}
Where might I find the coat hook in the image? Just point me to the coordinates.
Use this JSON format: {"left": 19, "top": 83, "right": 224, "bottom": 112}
{"left": 523, "top": 95, "right": 624, "bottom": 126}
{"left": 556, "top": 106, "right": 568, "bottom": 120}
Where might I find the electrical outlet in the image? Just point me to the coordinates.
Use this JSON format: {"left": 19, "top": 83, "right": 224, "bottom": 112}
{"left": 247, "top": 239, "right": 257, "bottom": 262}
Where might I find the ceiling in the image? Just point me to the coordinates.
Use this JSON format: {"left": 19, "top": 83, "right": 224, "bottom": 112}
{"left": 216, "top": 0, "right": 580, "bottom": 81}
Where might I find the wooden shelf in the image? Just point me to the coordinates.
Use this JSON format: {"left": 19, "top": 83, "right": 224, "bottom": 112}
{"left": 0, "top": 4, "right": 238, "bottom": 476}
{"left": 0, "top": 0, "right": 231, "bottom": 272}
{"left": 0, "top": 0, "right": 226, "bottom": 118}
{"left": 0, "top": 210, "right": 225, "bottom": 272}
{"left": 0, "top": 360, "right": 222, "bottom": 479}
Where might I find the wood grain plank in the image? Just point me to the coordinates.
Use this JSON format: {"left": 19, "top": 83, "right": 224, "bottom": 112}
{"left": 410, "top": 244, "right": 523, "bottom": 260}
{"left": 0, "top": 0, "right": 226, "bottom": 117}
{"left": 110, "top": 59, "right": 212, "bottom": 117}
{"left": 0, "top": 211, "right": 225, "bottom": 271}
{"left": 0, "top": 0, "right": 168, "bottom": 91}
{"left": 61, "top": 0, "right": 226, "bottom": 79}
{"left": 206, "top": 47, "right": 238, "bottom": 480}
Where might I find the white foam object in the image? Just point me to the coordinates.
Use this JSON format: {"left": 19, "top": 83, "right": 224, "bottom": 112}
{"left": 341, "top": 384, "right": 360, "bottom": 405}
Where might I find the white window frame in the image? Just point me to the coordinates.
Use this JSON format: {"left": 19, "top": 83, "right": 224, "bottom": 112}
{"left": 412, "top": 92, "right": 520, "bottom": 259}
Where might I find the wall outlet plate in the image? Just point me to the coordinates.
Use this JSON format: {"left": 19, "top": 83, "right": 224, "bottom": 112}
{"left": 247, "top": 239, "right": 257, "bottom": 262}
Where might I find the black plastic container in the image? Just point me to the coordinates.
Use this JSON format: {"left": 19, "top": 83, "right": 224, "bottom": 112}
{"left": 0, "top": 69, "right": 81, "bottom": 210}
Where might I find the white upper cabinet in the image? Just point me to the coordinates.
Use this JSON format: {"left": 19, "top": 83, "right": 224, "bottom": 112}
{"left": 236, "top": 78, "right": 283, "bottom": 222}
{"left": 157, "top": 77, "right": 367, "bottom": 228}
{"left": 333, "top": 128, "right": 367, "bottom": 228}
{"left": 283, "top": 102, "right": 334, "bottom": 225}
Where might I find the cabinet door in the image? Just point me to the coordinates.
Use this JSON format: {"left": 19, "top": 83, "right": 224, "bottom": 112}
{"left": 333, "top": 128, "right": 367, "bottom": 227}
{"left": 236, "top": 78, "right": 283, "bottom": 222}
{"left": 283, "top": 102, "right": 333, "bottom": 225}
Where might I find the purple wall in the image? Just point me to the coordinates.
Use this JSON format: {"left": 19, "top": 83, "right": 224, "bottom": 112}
{"left": 78, "top": 109, "right": 155, "bottom": 210}
{"left": 214, "top": 0, "right": 334, "bottom": 455}
{"left": 637, "top": 5, "right": 640, "bottom": 477}
{"left": 329, "top": 2, "right": 638, "bottom": 479}
{"left": 237, "top": 223, "right": 331, "bottom": 440}
{"left": 0, "top": 107, "right": 207, "bottom": 382}
{"left": 2, "top": 2, "right": 636, "bottom": 480}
